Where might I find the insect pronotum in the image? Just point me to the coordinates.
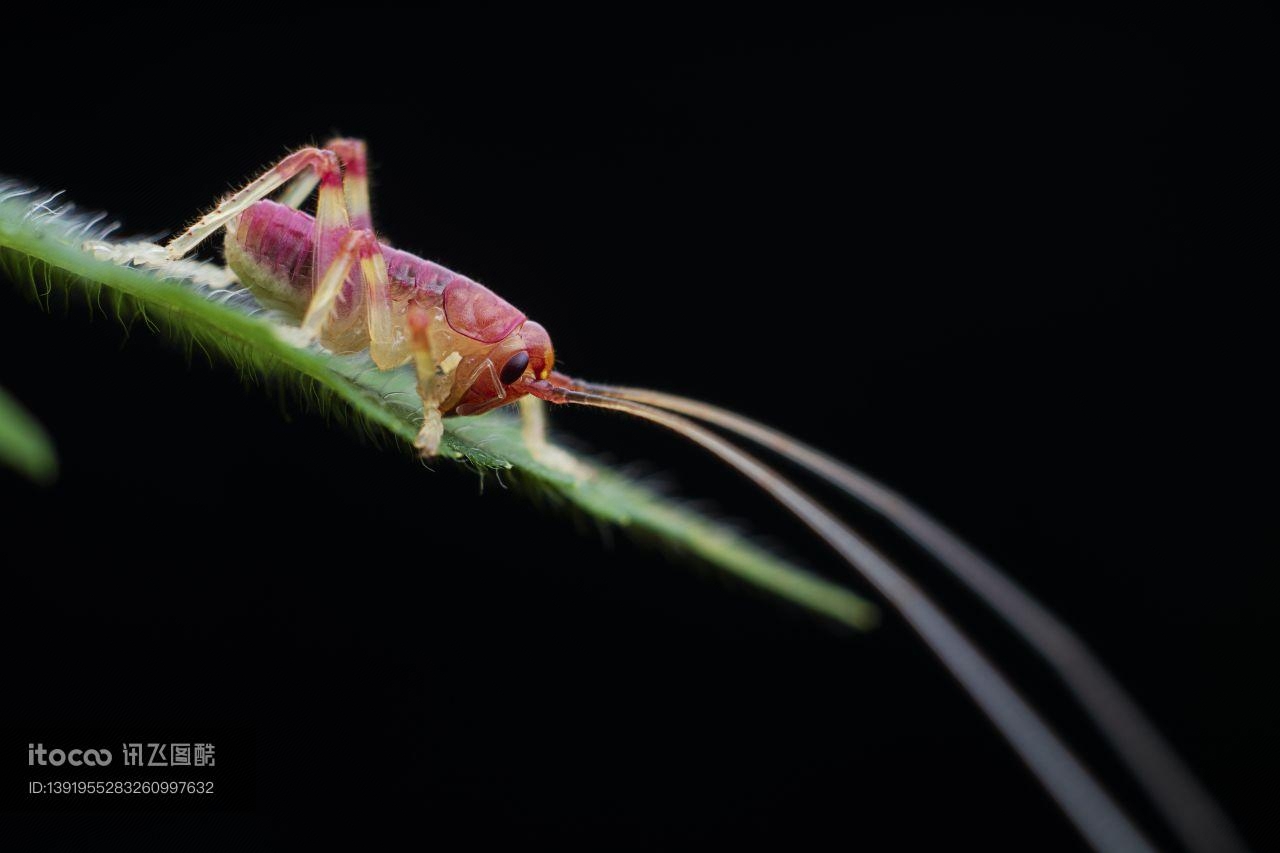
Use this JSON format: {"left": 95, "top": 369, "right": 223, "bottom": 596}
{"left": 91, "top": 138, "right": 1245, "bottom": 853}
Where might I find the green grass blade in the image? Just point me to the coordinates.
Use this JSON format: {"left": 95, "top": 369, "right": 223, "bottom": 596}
{"left": 0, "top": 181, "right": 877, "bottom": 630}
{"left": 0, "top": 383, "right": 57, "bottom": 484}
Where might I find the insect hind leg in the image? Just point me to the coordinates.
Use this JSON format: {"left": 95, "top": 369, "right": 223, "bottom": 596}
{"left": 276, "top": 137, "right": 371, "bottom": 230}
{"left": 324, "top": 138, "right": 372, "bottom": 231}
{"left": 165, "top": 147, "right": 343, "bottom": 259}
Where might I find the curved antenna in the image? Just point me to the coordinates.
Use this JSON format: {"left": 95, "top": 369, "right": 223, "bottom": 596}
{"left": 570, "top": 380, "right": 1247, "bottom": 853}
{"left": 538, "top": 383, "right": 1157, "bottom": 853}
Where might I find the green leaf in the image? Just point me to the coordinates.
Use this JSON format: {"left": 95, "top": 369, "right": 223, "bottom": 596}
{"left": 0, "top": 181, "right": 877, "bottom": 630}
{"left": 0, "top": 383, "right": 57, "bottom": 484}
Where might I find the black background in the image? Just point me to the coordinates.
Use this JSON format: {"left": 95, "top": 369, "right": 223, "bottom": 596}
{"left": 1, "top": 14, "right": 1272, "bottom": 851}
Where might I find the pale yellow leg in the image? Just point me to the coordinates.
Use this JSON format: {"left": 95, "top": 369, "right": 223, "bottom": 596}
{"left": 407, "top": 306, "right": 463, "bottom": 457}
{"left": 277, "top": 172, "right": 320, "bottom": 209}
{"left": 166, "top": 147, "right": 342, "bottom": 259}
{"left": 519, "top": 396, "right": 593, "bottom": 480}
{"left": 361, "top": 244, "right": 400, "bottom": 369}
{"left": 300, "top": 229, "right": 375, "bottom": 340}
{"left": 284, "top": 293, "right": 450, "bottom": 459}
{"left": 278, "top": 139, "right": 368, "bottom": 215}
{"left": 324, "top": 139, "right": 373, "bottom": 231}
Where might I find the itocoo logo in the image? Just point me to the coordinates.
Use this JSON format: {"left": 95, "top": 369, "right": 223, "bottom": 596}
{"left": 28, "top": 743, "right": 113, "bottom": 766}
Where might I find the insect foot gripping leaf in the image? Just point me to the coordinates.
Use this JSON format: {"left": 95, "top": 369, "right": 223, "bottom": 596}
{"left": 0, "top": 178, "right": 878, "bottom": 632}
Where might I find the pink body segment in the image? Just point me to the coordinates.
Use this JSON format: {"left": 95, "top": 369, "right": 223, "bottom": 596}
{"left": 227, "top": 199, "right": 524, "bottom": 346}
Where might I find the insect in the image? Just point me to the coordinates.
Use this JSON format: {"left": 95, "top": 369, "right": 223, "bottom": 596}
{"left": 99, "top": 138, "right": 1242, "bottom": 853}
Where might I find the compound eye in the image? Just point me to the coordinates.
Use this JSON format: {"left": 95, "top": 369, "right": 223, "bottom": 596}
{"left": 499, "top": 350, "right": 530, "bottom": 385}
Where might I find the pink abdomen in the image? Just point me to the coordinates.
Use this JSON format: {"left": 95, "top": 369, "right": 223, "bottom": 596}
{"left": 225, "top": 200, "right": 528, "bottom": 348}
{"left": 225, "top": 200, "right": 455, "bottom": 314}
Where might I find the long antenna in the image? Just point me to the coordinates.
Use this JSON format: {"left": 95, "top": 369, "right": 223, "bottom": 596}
{"left": 537, "top": 382, "right": 1157, "bottom": 853}
{"left": 569, "top": 380, "right": 1247, "bottom": 853}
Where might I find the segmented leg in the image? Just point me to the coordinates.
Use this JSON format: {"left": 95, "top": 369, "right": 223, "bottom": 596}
{"left": 277, "top": 171, "right": 320, "bottom": 210}
{"left": 277, "top": 137, "right": 370, "bottom": 229}
{"left": 324, "top": 138, "right": 372, "bottom": 232}
{"left": 301, "top": 228, "right": 376, "bottom": 339}
{"left": 295, "top": 225, "right": 398, "bottom": 367}
{"left": 519, "top": 396, "right": 593, "bottom": 480}
{"left": 165, "top": 148, "right": 343, "bottom": 259}
{"left": 408, "top": 305, "right": 463, "bottom": 456}
{"left": 313, "top": 139, "right": 394, "bottom": 359}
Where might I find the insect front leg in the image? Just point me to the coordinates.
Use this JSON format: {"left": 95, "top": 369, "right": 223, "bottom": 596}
{"left": 406, "top": 306, "right": 462, "bottom": 457}
{"left": 519, "top": 396, "right": 593, "bottom": 481}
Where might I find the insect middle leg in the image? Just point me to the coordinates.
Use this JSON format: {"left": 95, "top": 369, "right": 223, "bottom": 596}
{"left": 520, "top": 396, "right": 594, "bottom": 480}
{"left": 290, "top": 230, "right": 457, "bottom": 457}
